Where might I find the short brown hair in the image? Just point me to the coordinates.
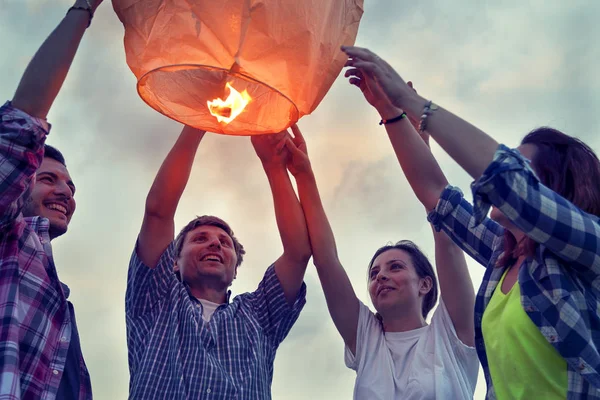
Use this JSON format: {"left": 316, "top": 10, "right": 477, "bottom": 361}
{"left": 174, "top": 215, "right": 245, "bottom": 267}
{"left": 44, "top": 144, "right": 66, "bottom": 166}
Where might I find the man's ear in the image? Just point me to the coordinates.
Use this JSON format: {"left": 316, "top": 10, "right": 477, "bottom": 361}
{"left": 174, "top": 261, "right": 179, "bottom": 272}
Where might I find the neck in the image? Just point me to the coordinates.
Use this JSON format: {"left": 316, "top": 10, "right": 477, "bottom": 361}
{"left": 380, "top": 308, "right": 426, "bottom": 333}
{"left": 505, "top": 223, "right": 526, "bottom": 243}
{"left": 188, "top": 283, "right": 227, "bottom": 304}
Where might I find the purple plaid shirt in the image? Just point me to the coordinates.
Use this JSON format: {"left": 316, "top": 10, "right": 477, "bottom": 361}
{"left": 0, "top": 102, "right": 92, "bottom": 400}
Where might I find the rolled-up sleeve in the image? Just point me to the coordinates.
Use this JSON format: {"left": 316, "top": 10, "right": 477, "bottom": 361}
{"left": 0, "top": 101, "right": 49, "bottom": 230}
{"left": 471, "top": 144, "right": 600, "bottom": 277}
{"left": 126, "top": 242, "right": 177, "bottom": 318}
{"left": 247, "top": 264, "right": 306, "bottom": 347}
{"left": 428, "top": 185, "right": 504, "bottom": 267}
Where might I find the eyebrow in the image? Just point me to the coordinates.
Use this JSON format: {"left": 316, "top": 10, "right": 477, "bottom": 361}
{"left": 192, "top": 232, "right": 231, "bottom": 241}
{"left": 38, "top": 172, "right": 76, "bottom": 192}
{"left": 370, "top": 258, "right": 407, "bottom": 271}
{"left": 386, "top": 259, "right": 407, "bottom": 265}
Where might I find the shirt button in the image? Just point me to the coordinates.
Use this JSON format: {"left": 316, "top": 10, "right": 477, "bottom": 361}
{"left": 52, "top": 370, "right": 59, "bottom": 375}
{"left": 61, "top": 337, "right": 67, "bottom": 342}
{"left": 207, "top": 389, "right": 211, "bottom": 394}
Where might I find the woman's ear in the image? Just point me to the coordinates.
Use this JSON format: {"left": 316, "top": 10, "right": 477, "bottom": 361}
{"left": 419, "top": 276, "right": 433, "bottom": 296}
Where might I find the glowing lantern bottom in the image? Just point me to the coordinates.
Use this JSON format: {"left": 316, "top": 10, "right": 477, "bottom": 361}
{"left": 138, "top": 66, "right": 298, "bottom": 136}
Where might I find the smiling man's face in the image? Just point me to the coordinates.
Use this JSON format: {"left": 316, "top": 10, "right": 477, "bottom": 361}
{"left": 23, "top": 157, "right": 76, "bottom": 239}
{"left": 175, "top": 225, "right": 238, "bottom": 290}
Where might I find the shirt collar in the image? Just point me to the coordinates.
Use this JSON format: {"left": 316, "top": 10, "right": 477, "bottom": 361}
{"left": 60, "top": 282, "right": 71, "bottom": 299}
{"left": 25, "top": 216, "right": 51, "bottom": 244}
{"left": 185, "top": 282, "right": 232, "bottom": 304}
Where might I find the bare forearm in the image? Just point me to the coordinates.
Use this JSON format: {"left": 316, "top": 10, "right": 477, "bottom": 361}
{"left": 295, "top": 169, "right": 359, "bottom": 348}
{"left": 12, "top": 2, "right": 99, "bottom": 119}
{"left": 402, "top": 94, "right": 499, "bottom": 180}
{"left": 145, "top": 126, "right": 205, "bottom": 219}
{"left": 295, "top": 170, "right": 340, "bottom": 267}
{"left": 264, "top": 166, "right": 311, "bottom": 262}
{"left": 384, "top": 117, "right": 448, "bottom": 211}
{"left": 430, "top": 224, "right": 475, "bottom": 345}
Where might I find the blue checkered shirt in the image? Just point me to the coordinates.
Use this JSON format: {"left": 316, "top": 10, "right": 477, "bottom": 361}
{"left": 126, "top": 242, "right": 306, "bottom": 399}
{"left": 428, "top": 145, "right": 600, "bottom": 399}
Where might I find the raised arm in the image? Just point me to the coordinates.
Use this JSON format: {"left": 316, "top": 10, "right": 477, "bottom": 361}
{"left": 283, "top": 126, "right": 361, "bottom": 354}
{"left": 342, "top": 46, "right": 498, "bottom": 181}
{"left": 344, "top": 69, "right": 449, "bottom": 211}
{"left": 344, "top": 72, "right": 475, "bottom": 344}
{"left": 342, "top": 47, "right": 600, "bottom": 274}
{"left": 341, "top": 48, "right": 505, "bottom": 266}
{"left": 12, "top": 0, "right": 103, "bottom": 119}
{"left": 251, "top": 132, "right": 312, "bottom": 305}
{"left": 430, "top": 219, "right": 475, "bottom": 346}
{"left": 138, "top": 126, "right": 206, "bottom": 269}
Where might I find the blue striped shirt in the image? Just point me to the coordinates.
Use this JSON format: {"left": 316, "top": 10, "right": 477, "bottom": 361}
{"left": 126, "top": 241, "right": 306, "bottom": 399}
{"left": 428, "top": 145, "right": 600, "bottom": 399}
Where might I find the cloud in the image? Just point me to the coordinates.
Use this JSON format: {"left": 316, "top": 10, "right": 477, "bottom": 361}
{"left": 2, "top": 1, "right": 599, "bottom": 399}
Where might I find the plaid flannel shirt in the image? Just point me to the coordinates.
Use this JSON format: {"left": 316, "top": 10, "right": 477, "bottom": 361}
{"left": 126, "top": 242, "right": 306, "bottom": 399}
{"left": 0, "top": 102, "right": 92, "bottom": 400}
{"left": 428, "top": 145, "right": 600, "bottom": 399}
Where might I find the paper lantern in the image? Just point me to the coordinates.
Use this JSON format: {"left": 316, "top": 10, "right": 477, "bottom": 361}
{"left": 112, "top": 0, "right": 364, "bottom": 135}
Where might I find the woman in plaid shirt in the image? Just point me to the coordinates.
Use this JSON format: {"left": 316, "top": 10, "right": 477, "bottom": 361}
{"left": 342, "top": 46, "right": 600, "bottom": 399}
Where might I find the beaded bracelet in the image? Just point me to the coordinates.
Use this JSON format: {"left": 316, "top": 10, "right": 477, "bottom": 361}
{"left": 379, "top": 112, "right": 407, "bottom": 126}
{"left": 67, "top": 0, "right": 94, "bottom": 27}
{"left": 418, "top": 100, "right": 438, "bottom": 133}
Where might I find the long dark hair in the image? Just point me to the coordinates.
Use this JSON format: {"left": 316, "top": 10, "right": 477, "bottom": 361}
{"left": 497, "top": 127, "right": 600, "bottom": 267}
{"left": 368, "top": 240, "right": 438, "bottom": 319}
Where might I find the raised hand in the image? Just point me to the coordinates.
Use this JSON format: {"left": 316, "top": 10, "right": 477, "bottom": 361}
{"left": 251, "top": 131, "right": 289, "bottom": 170}
{"left": 344, "top": 66, "right": 401, "bottom": 120}
{"left": 284, "top": 125, "right": 311, "bottom": 177}
{"left": 342, "top": 46, "right": 415, "bottom": 111}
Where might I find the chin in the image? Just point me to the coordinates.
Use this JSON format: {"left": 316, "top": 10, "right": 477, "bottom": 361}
{"left": 48, "top": 221, "right": 68, "bottom": 238}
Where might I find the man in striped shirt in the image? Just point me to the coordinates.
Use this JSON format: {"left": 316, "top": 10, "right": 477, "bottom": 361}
{"left": 0, "top": 1, "right": 102, "bottom": 399}
{"left": 126, "top": 127, "right": 312, "bottom": 399}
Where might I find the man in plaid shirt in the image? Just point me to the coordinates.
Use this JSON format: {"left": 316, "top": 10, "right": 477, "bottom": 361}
{"left": 126, "top": 127, "right": 311, "bottom": 399}
{"left": 0, "top": 1, "right": 103, "bottom": 399}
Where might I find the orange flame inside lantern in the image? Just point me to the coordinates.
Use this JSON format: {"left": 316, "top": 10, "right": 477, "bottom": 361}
{"left": 207, "top": 83, "right": 251, "bottom": 124}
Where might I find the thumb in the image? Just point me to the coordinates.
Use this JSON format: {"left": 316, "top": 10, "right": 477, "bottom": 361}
{"left": 407, "top": 81, "right": 417, "bottom": 93}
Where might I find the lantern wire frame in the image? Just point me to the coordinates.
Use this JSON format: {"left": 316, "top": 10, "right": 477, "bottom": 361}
{"left": 137, "top": 64, "right": 300, "bottom": 136}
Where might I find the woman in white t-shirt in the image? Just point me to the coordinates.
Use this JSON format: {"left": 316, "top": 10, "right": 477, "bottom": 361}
{"left": 283, "top": 121, "right": 480, "bottom": 399}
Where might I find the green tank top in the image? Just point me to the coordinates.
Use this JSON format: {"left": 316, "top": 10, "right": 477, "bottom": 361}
{"left": 481, "top": 268, "right": 567, "bottom": 399}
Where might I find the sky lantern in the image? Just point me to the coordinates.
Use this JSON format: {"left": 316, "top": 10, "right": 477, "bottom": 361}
{"left": 112, "top": 0, "right": 364, "bottom": 135}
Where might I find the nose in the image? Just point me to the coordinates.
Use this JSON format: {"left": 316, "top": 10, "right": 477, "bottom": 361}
{"left": 53, "top": 180, "right": 73, "bottom": 199}
{"left": 376, "top": 271, "right": 389, "bottom": 282}
{"left": 207, "top": 237, "right": 221, "bottom": 249}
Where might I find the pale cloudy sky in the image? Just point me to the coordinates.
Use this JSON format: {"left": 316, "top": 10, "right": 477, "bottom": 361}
{"left": 2, "top": 0, "right": 600, "bottom": 399}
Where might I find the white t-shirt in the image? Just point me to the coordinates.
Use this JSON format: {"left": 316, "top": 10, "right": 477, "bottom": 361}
{"left": 345, "top": 299, "right": 479, "bottom": 400}
{"left": 196, "top": 298, "right": 222, "bottom": 322}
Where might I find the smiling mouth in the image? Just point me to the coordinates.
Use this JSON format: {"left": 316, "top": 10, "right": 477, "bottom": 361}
{"left": 378, "top": 287, "right": 395, "bottom": 296}
{"left": 45, "top": 203, "right": 68, "bottom": 216}
{"left": 201, "top": 254, "right": 223, "bottom": 263}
